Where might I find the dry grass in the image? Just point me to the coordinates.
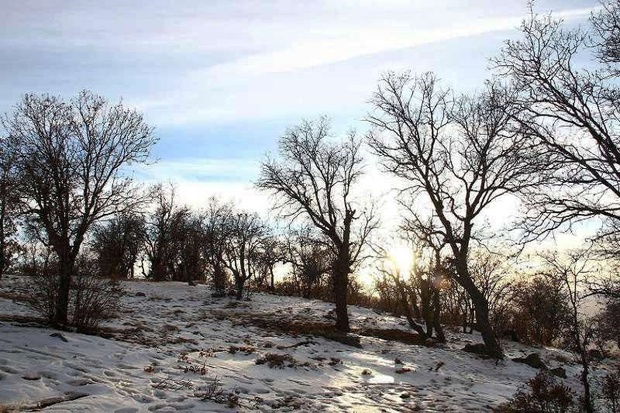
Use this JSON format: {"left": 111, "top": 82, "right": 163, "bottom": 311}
{"left": 255, "top": 353, "right": 297, "bottom": 368}
{"left": 0, "top": 314, "right": 47, "bottom": 325}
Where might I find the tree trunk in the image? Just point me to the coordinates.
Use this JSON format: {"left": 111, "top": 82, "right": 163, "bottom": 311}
{"left": 581, "top": 357, "right": 593, "bottom": 413}
{"left": 269, "top": 267, "right": 275, "bottom": 291}
{"left": 458, "top": 264, "right": 503, "bottom": 359}
{"left": 469, "top": 288, "right": 503, "bottom": 359}
{"left": 333, "top": 253, "right": 350, "bottom": 332}
{"left": 54, "top": 248, "right": 75, "bottom": 327}
{"left": 0, "top": 238, "right": 5, "bottom": 279}
{"left": 432, "top": 289, "right": 446, "bottom": 343}
{"left": 235, "top": 274, "right": 244, "bottom": 300}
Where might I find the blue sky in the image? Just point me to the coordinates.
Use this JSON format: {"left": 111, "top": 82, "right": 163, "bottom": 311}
{"left": 0, "top": 0, "right": 600, "bottom": 210}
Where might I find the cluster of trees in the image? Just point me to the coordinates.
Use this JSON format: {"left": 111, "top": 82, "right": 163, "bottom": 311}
{"left": 362, "top": 4, "right": 620, "bottom": 411}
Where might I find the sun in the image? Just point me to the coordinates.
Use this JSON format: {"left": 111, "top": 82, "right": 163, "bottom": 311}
{"left": 387, "top": 244, "right": 414, "bottom": 275}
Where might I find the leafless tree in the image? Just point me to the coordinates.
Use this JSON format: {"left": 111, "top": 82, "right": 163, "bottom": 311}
{"left": 202, "top": 197, "right": 234, "bottom": 296}
{"left": 220, "top": 211, "right": 270, "bottom": 300}
{"left": 2, "top": 91, "right": 156, "bottom": 326}
{"left": 509, "top": 274, "right": 571, "bottom": 346}
{"left": 493, "top": 8, "right": 620, "bottom": 241}
{"left": 0, "top": 137, "right": 19, "bottom": 278}
{"left": 257, "top": 117, "right": 378, "bottom": 332}
{"left": 284, "top": 226, "right": 333, "bottom": 299}
{"left": 253, "top": 234, "right": 286, "bottom": 291}
{"left": 367, "top": 72, "right": 540, "bottom": 358}
{"left": 468, "top": 250, "right": 514, "bottom": 333}
{"left": 143, "top": 183, "right": 190, "bottom": 281}
{"left": 539, "top": 249, "right": 598, "bottom": 413}
{"left": 375, "top": 232, "right": 447, "bottom": 342}
{"left": 592, "top": 1, "right": 620, "bottom": 70}
{"left": 175, "top": 212, "right": 206, "bottom": 284}
{"left": 91, "top": 210, "right": 146, "bottom": 279}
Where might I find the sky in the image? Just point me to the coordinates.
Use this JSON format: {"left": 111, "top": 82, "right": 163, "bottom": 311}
{"left": 0, "top": 0, "right": 601, "bottom": 217}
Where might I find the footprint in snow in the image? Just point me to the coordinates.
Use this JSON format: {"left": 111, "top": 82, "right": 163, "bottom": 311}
{"left": 131, "top": 394, "right": 154, "bottom": 403}
{"left": 62, "top": 361, "right": 90, "bottom": 374}
{"left": 0, "top": 365, "right": 19, "bottom": 374}
{"left": 117, "top": 363, "right": 138, "bottom": 370}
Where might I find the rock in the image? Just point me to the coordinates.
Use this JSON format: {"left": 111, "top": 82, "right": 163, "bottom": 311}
{"left": 463, "top": 343, "right": 487, "bottom": 355}
{"left": 425, "top": 338, "right": 437, "bottom": 347}
{"left": 512, "top": 353, "right": 547, "bottom": 370}
{"left": 588, "top": 349, "right": 604, "bottom": 360}
{"left": 501, "top": 329, "right": 520, "bottom": 342}
{"left": 50, "top": 332, "right": 68, "bottom": 342}
{"left": 135, "top": 291, "right": 146, "bottom": 297}
{"left": 395, "top": 357, "right": 403, "bottom": 365}
{"left": 551, "top": 367, "right": 567, "bottom": 379}
{"left": 22, "top": 372, "right": 41, "bottom": 380}
{"left": 400, "top": 393, "right": 411, "bottom": 399}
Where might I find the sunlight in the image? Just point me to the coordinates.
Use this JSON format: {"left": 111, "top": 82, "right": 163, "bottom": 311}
{"left": 387, "top": 244, "right": 415, "bottom": 276}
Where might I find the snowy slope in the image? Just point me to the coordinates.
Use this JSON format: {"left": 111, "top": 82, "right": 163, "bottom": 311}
{"left": 0, "top": 275, "right": 609, "bottom": 412}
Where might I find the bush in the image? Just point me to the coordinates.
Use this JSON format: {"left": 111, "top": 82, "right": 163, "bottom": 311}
{"left": 21, "top": 271, "right": 61, "bottom": 323}
{"left": 70, "top": 271, "right": 124, "bottom": 331}
{"left": 602, "top": 367, "right": 620, "bottom": 413}
{"left": 597, "top": 298, "right": 620, "bottom": 350}
{"left": 20, "top": 259, "right": 123, "bottom": 331}
{"left": 498, "top": 370, "right": 575, "bottom": 413}
{"left": 508, "top": 277, "right": 571, "bottom": 346}
{"left": 255, "top": 353, "right": 297, "bottom": 368}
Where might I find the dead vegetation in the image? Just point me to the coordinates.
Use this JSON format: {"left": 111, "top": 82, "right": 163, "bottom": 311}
{"left": 255, "top": 353, "right": 298, "bottom": 368}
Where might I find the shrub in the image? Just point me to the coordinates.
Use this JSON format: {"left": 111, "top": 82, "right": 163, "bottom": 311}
{"left": 20, "top": 258, "right": 123, "bottom": 331}
{"left": 498, "top": 370, "right": 575, "bottom": 413}
{"left": 20, "top": 271, "right": 61, "bottom": 323}
{"left": 508, "top": 277, "right": 571, "bottom": 346}
{"left": 70, "top": 270, "right": 124, "bottom": 331}
{"left": 255, "top": 353, "right": 297, "bottom": 368}
{"left": 602, "top": 367, "right": 620, "bottom": 413}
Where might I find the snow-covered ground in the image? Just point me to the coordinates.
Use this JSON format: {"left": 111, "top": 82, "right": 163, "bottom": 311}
{"left": 0, "top": 275, "right": 613, "bottom": 412}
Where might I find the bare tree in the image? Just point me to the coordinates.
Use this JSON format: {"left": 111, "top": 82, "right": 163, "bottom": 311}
{"left": 175, "top": 212, "right": 206, "bottom": 284}
{"left": 0, "top": 137, "right": 19, "bottom": 278}
{"left": 285, "top": 226, "right": 333, "bottom": 299}
{"left": 91, "top": 210, "right": 146, "bottom": 279}
{"left": 510, "top": 275, "right": 571, "bottom": 346}
{"left": 592, "top": 1, "right": 620, "bottom": 69}
{"left": 143, "top": 183, "right": 189, "bottom": 281}
{"left": 493, "top": 8, "right": 620, "bottom": 241}
{"left": 368, "top": 73, "right": 540, "bottom": 358}
{"left": 375, "top": 236, "right": 447, "bottom": 342}
{"left": 221, "top": 211, "right": 270, "bottom": 300}
{"left": 202, "top": 197, "right": 233, "bottom": 296}
{"left": 257, "top": 117, "right": 378, "bottom": 332}
{"left": 539, "top": 249, "right": 598, "bottom": 413}
{"left": 3, "top": 91, "right": 156, "bottom": 326}
{"left": 253, "top": 234, "right": 286, "bottom": 291}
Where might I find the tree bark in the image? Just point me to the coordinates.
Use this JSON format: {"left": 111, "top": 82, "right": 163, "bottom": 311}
{"left": 54, "top": 247, "right": 75, "bottom": 327}
{"left": 432, "top": 289, "right": 446, "bottom": 343}
{"left": 333, "top": 252, "right": 350, "bottom": 332}
{"left": 462, "top": 276, "right": 503, "bottom": 358}
{"left": 581, "top": 355, "right": 593, "bottom": 413}
{"left": 235, "top": 273, "right": 244, "bottom": 300}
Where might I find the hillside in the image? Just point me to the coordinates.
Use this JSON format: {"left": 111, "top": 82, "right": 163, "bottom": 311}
{"left": 0, "top": 275, "right": 611, "bottom": 412}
